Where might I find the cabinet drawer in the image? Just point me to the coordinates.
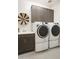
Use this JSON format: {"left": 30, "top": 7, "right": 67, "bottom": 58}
{"left": 21, "top": 34, "right": 35, "bottom": 37}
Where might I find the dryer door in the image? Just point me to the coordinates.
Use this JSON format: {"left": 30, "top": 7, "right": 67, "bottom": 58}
{"left": 37, "top": 25, "right": 49, "bottom": 38}
{"left": 51, "top": 25, "right": 60, "bottom": 36}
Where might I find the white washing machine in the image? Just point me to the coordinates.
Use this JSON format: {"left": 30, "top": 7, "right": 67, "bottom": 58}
{"left": 48, "top": 22, "right": 60, "bottom": 48}
{"left": 32, "top": 22, "right": 49, "bottom": 52}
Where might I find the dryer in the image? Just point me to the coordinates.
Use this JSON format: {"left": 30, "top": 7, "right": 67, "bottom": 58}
{"left": 32, "top": 22, "right": 49, "bottom": 52}
{"left": 48, "top": 22, "right": 60, "bottom": 48}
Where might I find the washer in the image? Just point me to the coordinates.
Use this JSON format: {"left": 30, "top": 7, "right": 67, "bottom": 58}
{"left": 48, "top": 22, "right": 60, "bottom": 48}
{"left": 32, "top": 22, "right": 49, "bottom": 52}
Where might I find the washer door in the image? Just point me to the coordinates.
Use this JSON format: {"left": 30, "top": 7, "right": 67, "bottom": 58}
{"left": 51, "top": 25, "right": 60, "bottom": 36}
{"left": 37, "top": 25, "right": 49, "bottom": 38}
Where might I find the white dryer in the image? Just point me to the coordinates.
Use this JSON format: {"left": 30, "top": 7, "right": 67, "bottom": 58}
{"left": 32, "top": 22, "right": 49, "bottom": 52}
{"left": 48, "top": 22, "right": 60, "bottom": 48}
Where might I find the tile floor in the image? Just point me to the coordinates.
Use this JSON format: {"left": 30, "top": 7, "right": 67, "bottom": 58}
{"left": 18, "top": 47, "right": 60, "bottom": 59}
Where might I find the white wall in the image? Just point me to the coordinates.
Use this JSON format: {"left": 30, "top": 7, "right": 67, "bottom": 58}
{"left": 18, "top": 0, "right": 60, "bottom": 32}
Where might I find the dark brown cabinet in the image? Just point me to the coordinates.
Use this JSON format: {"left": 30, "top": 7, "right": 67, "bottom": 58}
{"left": 31, "top": 5, "right": 54, "bottom": 22}
{"left": 18, "top": 34, "right": 35, "bottom": 54}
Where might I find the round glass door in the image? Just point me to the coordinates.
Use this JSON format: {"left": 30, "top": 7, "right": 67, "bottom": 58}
{"left": 51, "top": 25, "right": 60, "bottom": 36}
{"left": 37, "top": 25, "right": 49, "bottom": 38}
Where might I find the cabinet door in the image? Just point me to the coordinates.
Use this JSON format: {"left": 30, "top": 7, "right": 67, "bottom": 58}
{"left": 18, "top": 34, "right": 35, "bottom": 54}
{"left": 18, "top": 36, "right": 25, "bottom": 53}
{"left": 22, "top": 34, "right": 35, "bottom": 52}
{"left": 31, "top": 5, "right": 54, "bottom": 22}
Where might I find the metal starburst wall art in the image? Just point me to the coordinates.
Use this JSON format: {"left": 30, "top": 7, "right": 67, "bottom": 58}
{"left": 18, "top": 13, "right": 29, "bottom": 25}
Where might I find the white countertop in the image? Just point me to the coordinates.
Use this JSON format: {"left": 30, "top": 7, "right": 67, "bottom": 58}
{"left": 18, "top": 32, "right": 35, "bottom": 35}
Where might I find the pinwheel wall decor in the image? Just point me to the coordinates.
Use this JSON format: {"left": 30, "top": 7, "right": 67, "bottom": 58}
{"left": 18, "top": 13, "right": 29, "bottom": 25}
